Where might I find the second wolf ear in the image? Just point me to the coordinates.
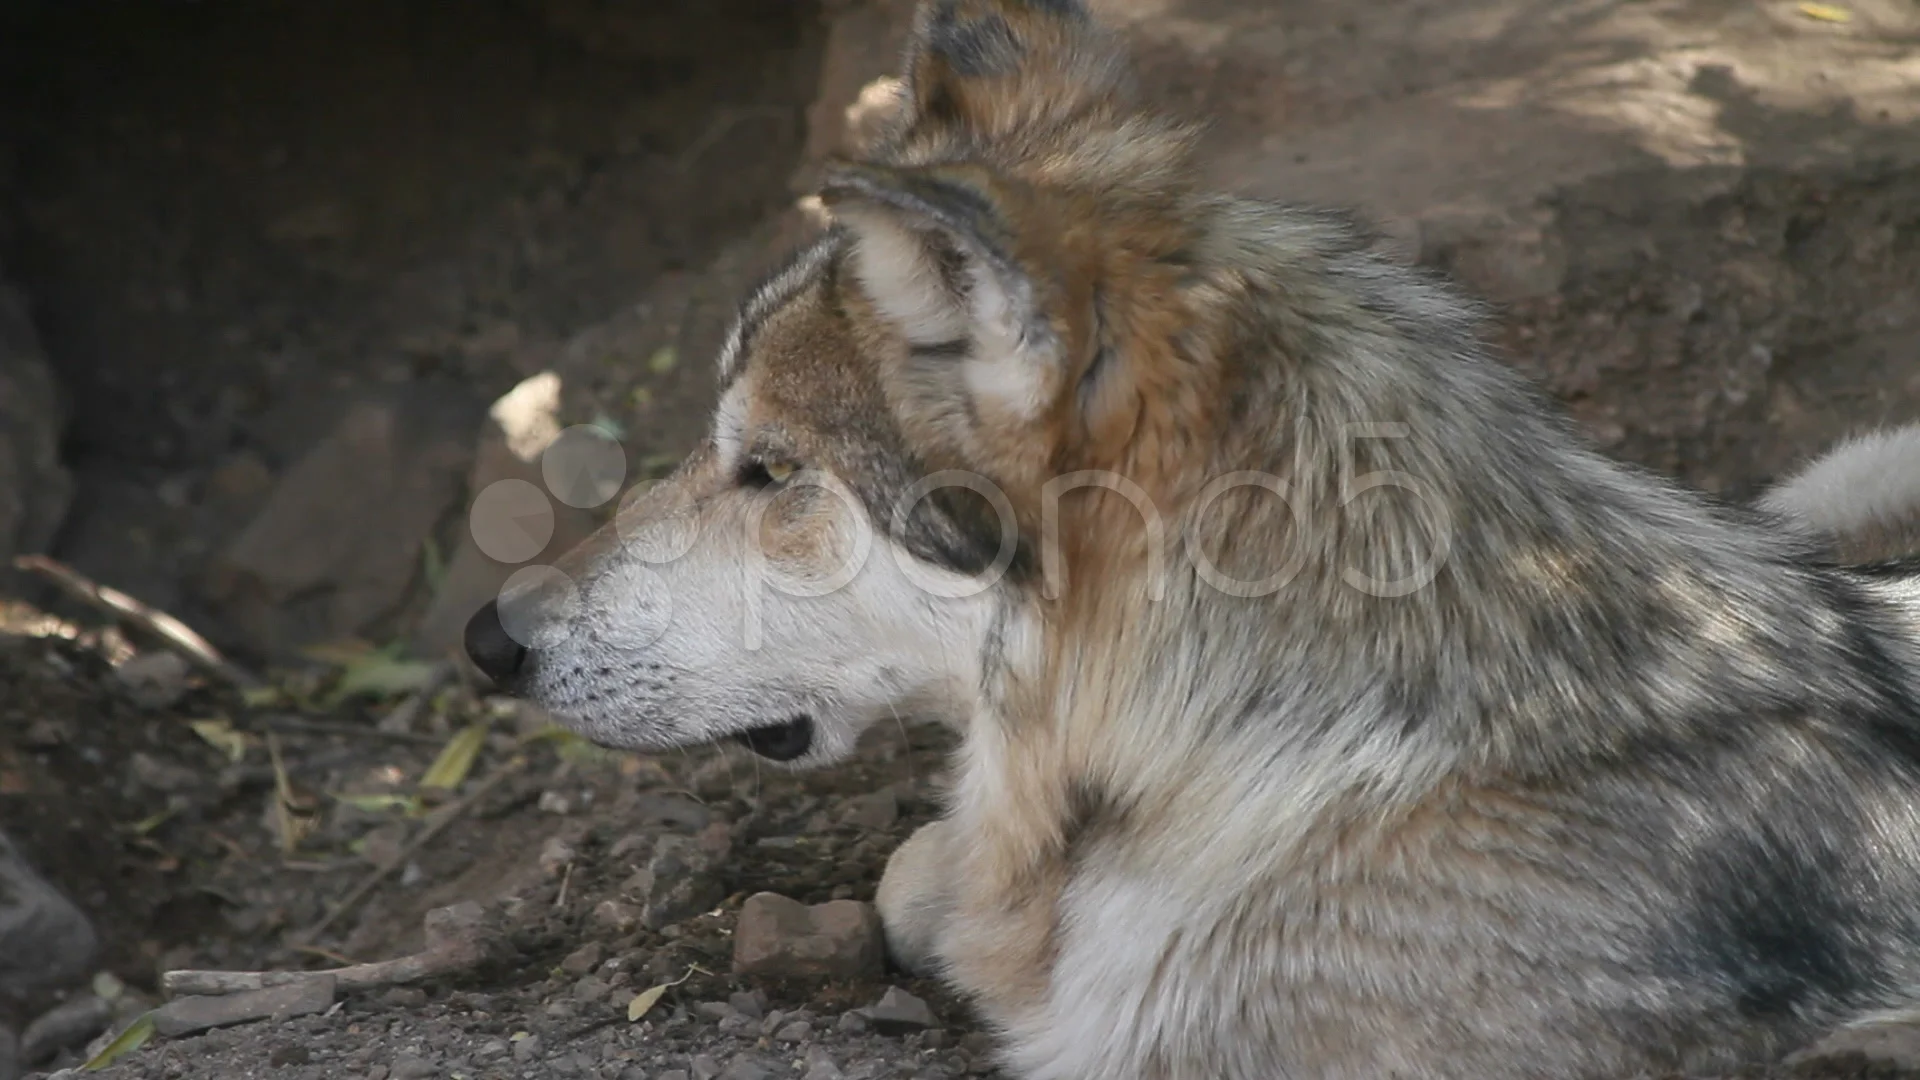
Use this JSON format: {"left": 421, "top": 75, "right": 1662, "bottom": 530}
{"left": 902, "top": 0, "right": 1127, "bottom": 141}
{"left": 821, "top": 161, "right": 1063, "bottom": 424}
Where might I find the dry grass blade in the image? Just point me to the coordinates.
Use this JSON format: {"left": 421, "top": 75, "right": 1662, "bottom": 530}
{"left": 83, "top": 1013, "right": 155, "bottom": 1071}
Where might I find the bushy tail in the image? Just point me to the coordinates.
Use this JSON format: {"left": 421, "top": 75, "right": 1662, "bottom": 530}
{"left": 1760, "top": 423, "right": 1920, "bottom": 564}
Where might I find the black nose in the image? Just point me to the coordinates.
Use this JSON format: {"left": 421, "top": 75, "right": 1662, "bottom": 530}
{"left": 464, "top": 599, "right": 527, "bottom": 683}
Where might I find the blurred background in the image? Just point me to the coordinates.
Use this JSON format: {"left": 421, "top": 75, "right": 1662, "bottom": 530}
{"left": 3, "top": 0, "right": 1920, "bottom": 1076}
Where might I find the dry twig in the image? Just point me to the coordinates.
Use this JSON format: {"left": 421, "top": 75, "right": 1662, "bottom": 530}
{"left": 11, "top": 555, "right": 262, "bottom": 690}
{"left": 164, "top": 902, "right": 492, "bottom": 997}
{"left": 297, "top": 755, "right": 526, "bottom": 941}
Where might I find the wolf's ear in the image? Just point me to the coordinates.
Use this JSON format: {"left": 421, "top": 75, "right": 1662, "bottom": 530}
{"left": 902, "top": 0, "right": 1127, "bottom": 140}
{"left": 821, "top": 160, "right": 1061, "bottom": 422}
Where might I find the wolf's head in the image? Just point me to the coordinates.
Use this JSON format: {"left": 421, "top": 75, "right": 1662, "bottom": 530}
{"left": 462, "top": 0, "right": 1374, "bottom": 765}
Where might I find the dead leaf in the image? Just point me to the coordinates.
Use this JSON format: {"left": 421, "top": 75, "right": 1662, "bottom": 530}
{"left": 647, "top": 346, "right": 678, "bottom": 375}
{"left": 627, "top": 964, "right": 697, "bottom": 1022}
{"left": 419, "top": 723, "right": 488, "bottom": 792}
{"left": 627, "top": 983, "right": 670, "bottom": 1021}
{"left": 1797, "top": 2, "right": 1851, "bottom": 21}
{"left": 189, "top": 717, "right": 251, "bottom": 763}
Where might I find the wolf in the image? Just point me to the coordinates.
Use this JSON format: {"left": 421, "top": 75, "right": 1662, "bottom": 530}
{"left": 462, "top": 2, "right": 1920, "bottom": 1076}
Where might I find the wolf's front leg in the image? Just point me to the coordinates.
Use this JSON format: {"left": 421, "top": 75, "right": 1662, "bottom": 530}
{"left": 875, "top": 818, "right": 956, "bottom": 977}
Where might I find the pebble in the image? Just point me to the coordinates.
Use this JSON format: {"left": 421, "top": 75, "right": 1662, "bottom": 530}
{"left": 658, "top": 1071, "right": 691, "bottom": 1080}
{"left": 114, "top": 651, "right": 193, "bottom": 709}
{"left": 560, "top": 942, "right": 604, "bottom": 976}
{"left": 591, "top": 899, "right": 640, "bottom": 933}
{"left": 727, "top": 990, "right": 768, "bottom": 1019}
{"left": 731, "top": 893, "right": 884, "bottom": 980}
{"left": 691, "top": 1053, "right": 723, "bottom": 1080}
{"left": 572, "top": 976, "right": 611, "bottom": 1003}
{"left": 836, "top": 1011, "right": 871, "bottom": 1036}
{"left": 627, "top": 833, "right": 729, "bottom": 929}
{"left": 775, "top": 1020, "right": 814, "bottom": 1043}
{"left": 378, "top": 987, "right": 427, "bottom": 1009}
{"left": 512, "top": 1033, "right": 544, "bottom": 1062}
{"left": 694, "top": 1001, "right": 736, "bottom": 1022}
{"left": 721, "top": 1053, "right": 776, "bottom": 1080}
{"left": 803, "top": 1046, "right": 845, "bottom": 1080}
{"left": 389, "top": 1054, "right": 437, "bottom": 1080}
{"left": 865, "top": 986, "right": 937, "bottom": 1035}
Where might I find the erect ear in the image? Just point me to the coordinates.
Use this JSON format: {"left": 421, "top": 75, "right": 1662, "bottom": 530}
{"left": 901, "top": 0, "right": 1129, "bottom": 141}
{"left": 820, "top": 161, "right": 1065, "bottom": 426}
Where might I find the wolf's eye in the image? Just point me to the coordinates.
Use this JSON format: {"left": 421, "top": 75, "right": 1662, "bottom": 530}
{"left": 740, "top": 459, "right": 799, "bottom": 488}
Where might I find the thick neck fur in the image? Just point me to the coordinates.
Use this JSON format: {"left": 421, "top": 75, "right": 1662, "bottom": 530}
{"left": 996, "top": 197, "right": 1914, "bottom": 836}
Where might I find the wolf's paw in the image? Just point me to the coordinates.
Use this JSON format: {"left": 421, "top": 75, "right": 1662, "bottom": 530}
{"left": 876, "top": 819, "right": 956, "bottom": 977}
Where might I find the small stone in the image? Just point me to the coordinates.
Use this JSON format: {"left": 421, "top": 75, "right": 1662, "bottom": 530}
{"left": 114, "top": 652, "right": 193, "bottom": 709}
{"left": 572, "top": 976, "right": 610, "bottom": 1003}
{"left": 591, "top": 900, "right": 640, "bottom": 933}
{"left": 512, "top": 1034, "right": 544, "bottom": 1063}
{"left": 378, "top": 986, "right": 427, "bottom": 1009}
{"left": 727, "top": 990, "right": 767, "bottom": 1020}
{"left": 865, "top": 986, "right": 937, "bottom": 1035}
{"left": 561, "top": 942, "right": 604, "bottom": 977}
{"left": 538, "top": 836, "right": 578, "bottom": 877}
{"left": 760, "top": 1010, "right": 786, "bottom": 1034}
{"left": 475, "top": 1038, "right": 510, "bottom": 1059}
{"left": 390, "top": 1054, "right": 437, "bottom": 1080}
{"left": 268, "top": 1043, "right": 310, "bottom": 1067}
{"left": 538, "top": 790, "right": 575, "bottom": 815}
{"left": 775, "top": 1021, "right": 813, "bottom": 1043}
{"left": 717, "top": 1013, "right": 756, "bottom": 1035}
{"left": 691, "top": 1054, "right": 723, "bottom": 1080}
{"left": 835, "top": 1010, "right": 870, "bottom": 1035}
{"left": 626, "top": 835, "right": 727, "bottom": 929}
{"left": 731, "top": 893, "right": 884, "bottom": 980}
{"left": 841, "top": 789, "right": 898, "bottom": 831}
{"left": 694, "top": 1001, "right": 736, "bottom": 1022}
{"left": 722, "top": 1053, "right": 774, "bottom": 1080}
{"left": 803, "top": 1046, "right": 844, "bottom": 1080}
{"left": 923, "top": 1028, "right": 948, "bottom": 1049}
{"left": 659, "top": 1071, "right": 691, "bottom": 1080}
{"left": 151, "top": 978, "right": 336, "bottom": 1037}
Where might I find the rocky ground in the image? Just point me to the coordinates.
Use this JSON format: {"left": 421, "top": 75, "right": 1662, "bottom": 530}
{"left": 9, "top": 0, "right": 1920, "bottom": 1077}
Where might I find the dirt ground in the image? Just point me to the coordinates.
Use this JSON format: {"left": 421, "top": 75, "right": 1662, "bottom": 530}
{"left": 6, "top": 0, "right": 1920, "bottom": 1077}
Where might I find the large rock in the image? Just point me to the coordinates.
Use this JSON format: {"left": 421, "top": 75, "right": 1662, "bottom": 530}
{"left": 410, "top": 372, "right": 601, "bottom": 658}
{"left": 0, "top": 266, "right": 71, "bottom": 563}
{"left": 201, "top": 385, "right": 483, "bottom": 657}
{"left": 0, "top": 830, "right": 97, "bottom": 998}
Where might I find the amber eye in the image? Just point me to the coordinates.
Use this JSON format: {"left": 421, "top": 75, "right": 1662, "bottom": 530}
{"left": 740, "top": 459, "right": 799, "bottom": 488}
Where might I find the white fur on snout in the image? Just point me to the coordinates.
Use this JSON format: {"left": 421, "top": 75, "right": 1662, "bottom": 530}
{"left": 522, "top": 478, "right": 997, "bottom": 765}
